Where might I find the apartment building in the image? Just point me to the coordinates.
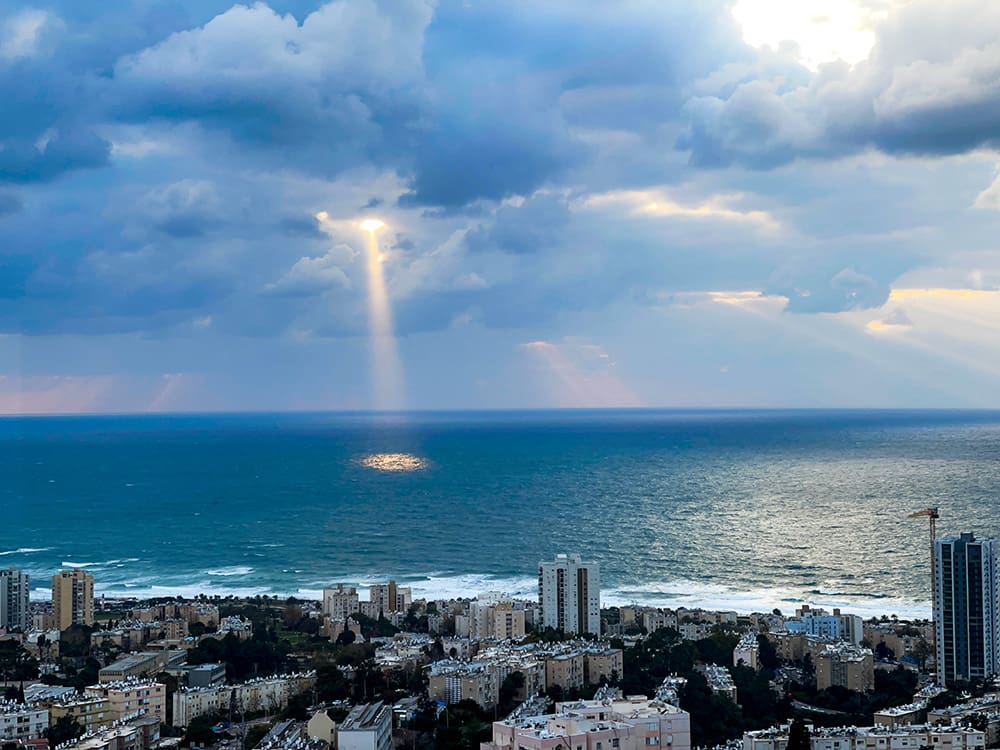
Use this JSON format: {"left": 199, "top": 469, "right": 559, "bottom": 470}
{"left": 85, "top": 680, "right": 166, "bottom": 723}
{"left": 538, "top": 554, "right": 600, "bottom": 636}
{"left": 558, "top": 691, "right": 692, "bottom": 750}
{"left": 339, "top": 701, "right": 392, "bottom": 750}
{"left": 815, "top": 644, "right": 874, "bottom": 692}
{"left": 0, "top": 568, "right": 29, "bottom": 631}
{"left": 171, "top": 672, "right": 314, "bottom": 727}
{"left": 323, "top": 584, "right": 360, "bottom": 622}
{"left": 52, "top": 569, "right": 94, "bottom": 630}
{"left": 0, "top": 700, "right": 49, "bottom": 743}
{"left": 47, "top": 694, "right": 110, "bottom": 734}
{"left": 744, "top": 724, "right": 986, "bottom": 750}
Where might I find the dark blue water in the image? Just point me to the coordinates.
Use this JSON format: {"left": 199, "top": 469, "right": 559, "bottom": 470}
{"left": 4, "top": 409, "right": 1000, "bottom": 616}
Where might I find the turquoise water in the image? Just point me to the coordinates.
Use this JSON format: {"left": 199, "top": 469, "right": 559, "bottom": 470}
{"left": 5, "top": 409, "right": 1000, "bottom": 617}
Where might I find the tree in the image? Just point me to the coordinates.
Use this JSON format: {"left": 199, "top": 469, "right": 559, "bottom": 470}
{"left": 757, "top": 634, "right": 780, "bottom": 671}
{"left": 787, "top": 718, "right": 811, "bottom": 750}
{"left": 47, "top": 715, "right": 84, "bottom": 746}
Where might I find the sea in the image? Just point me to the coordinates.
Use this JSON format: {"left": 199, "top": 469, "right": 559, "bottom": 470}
{"left": 4, "top": 409, "right": 1000, "bottom": 619}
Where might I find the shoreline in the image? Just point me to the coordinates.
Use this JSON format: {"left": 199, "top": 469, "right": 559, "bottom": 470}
{"left": 25, "top": 574, "right": 931, "bottom": 621}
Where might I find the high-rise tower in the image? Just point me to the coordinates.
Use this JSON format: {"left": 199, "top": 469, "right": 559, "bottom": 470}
{"left": 934, "top": 532, "right": 999, "bottom": 685}
{"left": 538, "top": 553, "right": 600, "bottom": 636}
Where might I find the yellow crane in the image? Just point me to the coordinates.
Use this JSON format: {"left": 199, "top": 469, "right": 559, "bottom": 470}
{"left": 909, "top": 507, "right": 939, "bottom": 679}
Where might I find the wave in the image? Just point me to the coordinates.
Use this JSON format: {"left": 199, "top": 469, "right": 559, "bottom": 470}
{"left": 0, "top": 547, "right": 51, "bottom": 556}
{"left": 60, "top": 558, "right": 140, "bottom": 569}
{"left": 205, "top": 566, "right": 254, "bottom": 577}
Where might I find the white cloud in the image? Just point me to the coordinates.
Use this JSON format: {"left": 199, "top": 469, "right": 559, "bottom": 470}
{"left": 0, "top": 9, "right": 52, "bottom": 61}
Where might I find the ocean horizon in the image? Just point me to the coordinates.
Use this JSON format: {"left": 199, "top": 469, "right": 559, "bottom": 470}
{"left": 8, "top": 408, "right": 1000, "bottom": 619}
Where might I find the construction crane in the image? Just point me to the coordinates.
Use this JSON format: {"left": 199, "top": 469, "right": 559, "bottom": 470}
{"left": 909, "top": 508, "right": 939, "bottom": 679}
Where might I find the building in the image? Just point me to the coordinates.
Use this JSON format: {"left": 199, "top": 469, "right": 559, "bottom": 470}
{"left": 48, "top": 695, "right": 110, "bottom": 734}
{"left": 544, "top": 652, "right": 585, "bottom": 691}
{"left": 734, "top": 631, "right": 760, "bottom": 670}
{"left": 429, "top": 662, "right": 498, "bottom": 709}
{"left": 98, "top": 652, "right": 176, "bottom": 683}
{"left": 483, "top": 711, "right": 639, "bottom": 750}
{"left": 171, "top": 673, "right": 315, "bottom": 727}
{"left": 744, "top": 723, "right": 986, "bottom": 750}
{"left": 815, "top": 644, "right": 874, "bottom": 692}
{"left": 538, "top": 554, "right": 600, "bottom": 636}
{"left": 0, "top": 700, "right": 49, "bottom": 743}
{"left": 491, "top": 603, "right": 526, "bottom": 641}
{"left": 0, "top": 568, "right": 29, "bottom": 631}
{"left": 558, "top": 690, "right": 692, "bottom": 750}
{"left": 323, "top": 584, "right": 360, "bottom": 622}
{"left": 583, "top": 648, "right": 624, "bottom": 685}
{"left": 255, "top": 719, "right": 330, "bottom": 750}
{"left": 338, "top": 701, "right": 392, "bottom": 750}
{"left": 182, "top": 663, "right": 226, "bottom": 688}
{"left": 935, "top": 533, "right": 999, "bottom": 685}
{"left": 85, "top": 680, "right": 167, "bottom": 724}
{"left": 52, "top": 569, "right": 95, "bottom": 630}
{"left": 56, "top": 716, "right": 162, "bottom": 750}
{"left": 699, "top": 664, "right": 737, "bottom": 702}
{"left": 365, "top": 582, "right": 411, "bottom": 617}
{"left": 873, "top": 702, "right": 927, "bottom": 728}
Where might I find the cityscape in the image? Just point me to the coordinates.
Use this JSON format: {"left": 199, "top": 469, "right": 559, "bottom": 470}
{"left": 0, "top": 536, "right": 998, "bottom": 749}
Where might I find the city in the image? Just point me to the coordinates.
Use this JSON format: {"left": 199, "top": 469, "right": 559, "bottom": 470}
{"left": 0, "top": 538, "right": 997, "bottom": 750}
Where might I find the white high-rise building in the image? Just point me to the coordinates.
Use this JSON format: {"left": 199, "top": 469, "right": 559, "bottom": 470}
{"left": 538, "top": 554, "right": 600, "bottom": 636}
{"left": 322, "top": 584, "right": 360, "bottom": 622}
{"left": 0, "top": 568, "right": 29, "bottom": 631}
{"left": 934, "top": 532, "right": 999, "bottom": 685}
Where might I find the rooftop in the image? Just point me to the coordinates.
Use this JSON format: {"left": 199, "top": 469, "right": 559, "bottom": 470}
{"left": 341, "top": 701, "right": 389, "bottom": 732}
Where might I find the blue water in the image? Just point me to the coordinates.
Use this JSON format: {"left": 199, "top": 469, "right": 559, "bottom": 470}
{"left": 4, "top": 409, "right": 1000, "bottom": 617}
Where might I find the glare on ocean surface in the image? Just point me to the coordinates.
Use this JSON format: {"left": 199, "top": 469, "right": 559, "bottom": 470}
{"left": 359, "top": 453, "right": 428, "bottom": 472}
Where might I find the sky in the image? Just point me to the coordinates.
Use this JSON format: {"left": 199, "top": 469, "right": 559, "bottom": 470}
{"left": 3, "top": 0, "right": 1000, "bottom": 413}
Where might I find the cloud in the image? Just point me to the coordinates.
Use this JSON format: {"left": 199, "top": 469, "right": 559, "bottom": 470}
{"left": 265, "top": 246, "right": 354, "bottom": 297}
{"left": 0, "top": 9, "right": 53, "bottom": 61}
{"left": 0, "top": 192, "right": 22, "bottom": 218}
{"left": 866, "top": 307, "right": 913, "bottom": 331}
{"left": 678, "top": 0, "right": 1000, "bottom": 168}
{"left": 466, "top": 193, "right": 571, "bottom": 254}
{"left": 136, "top": 179, "right": 226, "bottom": 237}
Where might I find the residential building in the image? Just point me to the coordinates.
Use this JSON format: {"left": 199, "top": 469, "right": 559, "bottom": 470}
{"left": 0, "top": 568, "right": 29, "bottom": 631}
{"left": 935, "top": 533, "right": 999, "bottom": 685}
{"left": 734, "top": 631, "right": 760, "bottom": 670}
{"left": 544, "top": 652, "right": 585, "bottom": 691}
{"left": 255, "top": 719, "right": 329, "bottom": 750}
{"left": 873, "top": 702, "right": 927, "bottom": 728}
{"left": 171, "top": 672, "right": 315, "bottom": 727}
{"left": 366, "top": 582, "right": 411, "bottom": 616}
{"left": 48, "top": 694, "right": 110, "bottom": 734}
{"left": 86, "top": 680, "right": 166, "bottom": 724}
{"left": 0, "top": 700, "right": 48, "bottom": 743}
{"left": 306, "top": 708, "right": 338, "bottom": 745}
{"left": 699, "top": 664, "right": 737, "bottom": 702}
{"left": 558, "top": 690, "right": 692, "bottom": 750}
{"left": 429, "top": 662, "right": 498, "bottom": 709}
{"left": 98, "top": 652, "right": 176, "bottom": 683}
{"left": 583, "top": 648, "right": 624, "bottom": 685}
{"left": 322, "top": 584, "right": 360, "bottom": 622}
{"left": 492, "top": 603, "right": 526, "bottom": 641}
{"left": 52, "top": 569, "right": 94, "bottom": 630}
{"left": 339, "top": 701, "right": 392, "bottom": 750}
{"left": 482, "top": 711, "right": 640, "bottom": 750}
{"left": 815, "top": 644, "right": 874, "bottom": 692}
{"left": 538, "top": 554, "right": 600, "bottom": 636}
{"left": 56, "top": 716, "right": 162, "bottom": 750}
{"left": 744, "top": 723, "right": 986, "bottom": 750}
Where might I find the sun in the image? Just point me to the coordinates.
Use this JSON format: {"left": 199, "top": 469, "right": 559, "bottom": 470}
{"left": 731, "top": 0, "right": 881, "bottom": 70}
{"left": 360, "top": 218, "right": 385, "bottom": 232}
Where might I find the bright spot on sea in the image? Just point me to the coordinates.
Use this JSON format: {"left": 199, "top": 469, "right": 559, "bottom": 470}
{"left": 358, "top": 453, "right": 428, "bottom": 472}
